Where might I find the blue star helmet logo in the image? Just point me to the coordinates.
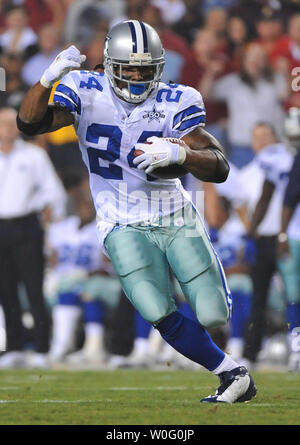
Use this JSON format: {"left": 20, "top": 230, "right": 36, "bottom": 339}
{"left": 143, "top": 104, "right": 165, "bottom": 123}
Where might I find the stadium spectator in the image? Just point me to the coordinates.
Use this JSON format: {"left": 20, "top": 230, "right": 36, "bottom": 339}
{"left": 201, "top": 0, "right": 239, "bottom": 14}
{"left": 171, "top": 0, "right": 203, "bottom": 45}
{"left": 271, "top": 12, "right": 300, "bottom": 68}
{"left": 0, "top": 5, "right": 38, "bottom": 59}
{"left": 150, "top": 0, "right": 186, "bottom": 26}
{"left": 63, "top": 0, "right": 112, "bottom": 48}
{"left": 271, "top": 13, "right": 300, "bottom": 108}
{"left": 21, "top": 23, "right": 62, "bottom": 87}
{"left": 226, "top": 15, "right": 249, "bottom": 71}
{"left": 0, "top": 52, "right": 27, "bottom": 110}
{"left": 83, "top": 31, "right": 105, "bottom": 71}
{"left": 181, "top": 29, "right": 229, "bottom": 148}
{"left": 229, "top": 1, "right": 282, "bottom": 38}
{"left": 254, "top": 10, "right": 285, "bottom": 64}
{"left": 241, "top": 121, "right": 295, "bottom": 368}
{"left": 0, "top": 107, "right": 66, "bottom": 369}
{"left": 202, "top": 7, "right": 228, "bottom": 52}
{"left": 141, "top": 3, "right": 194, "bottom": 84}
{"left": 201, "top": 43, "right": 288, "bottom": 167}
{"left": 24, "top": 0, "right": 66, "bottom": 33}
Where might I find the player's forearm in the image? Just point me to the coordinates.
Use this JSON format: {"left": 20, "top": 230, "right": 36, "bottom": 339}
{"left": 182, "top": 148, "right": 226, "bottom": 182}
{"left": 248, "top": 180, "right": 275, "bottom": 237}
{"left": 248, "top": 199, "right": 268, "bottom": 237}
{"left": 182, "top": 129, "right": 229, "bottom": 183}
{"left": 18, "top": 81, "right": 51, "bottom": 123}
{"left": 281, "top": 206, "right": 294, "bottom": 234}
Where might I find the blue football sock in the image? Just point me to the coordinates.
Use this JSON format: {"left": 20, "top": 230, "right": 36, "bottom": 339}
{"left": 230, "top": 291, "right": 251, "bottom": 338}
{"left": 286, "top": 303, "right": 300, "bottom": 332}
{"left": 82, "top": 301, "right": 105, "bottom": 324}
{"left": 135, "top": 310, "right": 152, "bottom": 339}
{"left": 156, "top": 311, "right": 225, "bottom": 371}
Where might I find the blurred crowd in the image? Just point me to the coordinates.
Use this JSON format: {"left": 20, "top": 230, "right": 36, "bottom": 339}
{"left": 0, "top": 0, "right": 300, "bottom": 371}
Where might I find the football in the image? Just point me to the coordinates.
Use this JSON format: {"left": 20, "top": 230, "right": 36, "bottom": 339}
{"left": 133, "top": 137, "right": 188, "bottom": 179}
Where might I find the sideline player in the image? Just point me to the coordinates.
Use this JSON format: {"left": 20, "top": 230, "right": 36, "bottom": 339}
{"left": 278, "top": 108, "right": 300, "bottom": 371}
{"left": 17, "top": 21, "right": 256, "bottom": 403}
{"left": 46, "top": 189, "right": 120, "bottom": 366}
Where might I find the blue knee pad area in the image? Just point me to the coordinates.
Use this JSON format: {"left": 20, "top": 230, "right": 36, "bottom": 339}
{"left": 58, "top": 292, "right": 81, "bottom": 306}
{"left": 82, "top": 301, "right": 105, "bottom": 324}
{"left": 230, "top": 291, "right": 251, "bottom": 338}
{"left": 286, "top": 303, "right": 300, "bottom": 332}
{"left": 135, "top": 310, "right": 152, "bottom": 339}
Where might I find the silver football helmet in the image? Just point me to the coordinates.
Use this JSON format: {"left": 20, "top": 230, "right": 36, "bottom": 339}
{"left": 103, "top": 20, "right": 165, "bottom": 103}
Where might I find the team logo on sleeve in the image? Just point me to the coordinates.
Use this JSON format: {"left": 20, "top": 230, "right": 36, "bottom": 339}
{"left": 143, "top": 104, "right": 165, "bottom": 123}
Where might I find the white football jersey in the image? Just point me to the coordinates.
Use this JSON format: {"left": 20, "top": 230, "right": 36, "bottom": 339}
{"left": 212, "top": 215, "right": 246, "bottom": 270}
{"left": 257, "top": 144, "right": 293, "bottom": 192}
{"left": 216, "top": 162, "right": 246, "bottom": 209}
{"left": 52, "top": 71, "right": 206, "bottom": 230}
{"left": 47, "top": 216, "right": 102, "bottom": 275}
{"left": 256, "top": 143, "right": 300, "bottom": 239}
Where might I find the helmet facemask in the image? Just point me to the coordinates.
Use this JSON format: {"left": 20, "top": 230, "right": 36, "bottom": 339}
{"left": 104, "top": 52, "right": 165, "bottom": 104}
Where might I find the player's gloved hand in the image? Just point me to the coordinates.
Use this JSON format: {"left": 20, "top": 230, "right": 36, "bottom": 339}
{"left": 40, "top": 45, "right": 86, "bottom": 88}
{"left": 133, "top": 136, "right": 187, "bottom": 174}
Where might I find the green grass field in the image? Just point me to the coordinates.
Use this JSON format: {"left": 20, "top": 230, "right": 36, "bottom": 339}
{"left": 0, "top": 369, "right": 299, "bottom": 425}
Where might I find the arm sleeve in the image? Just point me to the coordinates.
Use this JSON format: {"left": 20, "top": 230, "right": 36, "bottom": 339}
{"left": 284, "top": 152, "right": 300, "bottom": 209}
{"left": 52, "top": 71, "right": 82, "bottom": 127}
{"left": 170, "top": 86, "right": 206, "bottom": 139}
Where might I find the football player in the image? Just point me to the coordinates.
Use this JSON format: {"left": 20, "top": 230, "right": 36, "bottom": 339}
{"left": 47, "top": 189, "right": 121, "bottom": 366}
{"left": 17, "top": 21, "right": 256, "bottom": 403}
{"left": 244, "top": 120, "right": 300, "bottom": 371}
{"left": 278, "top": 108, "right": 300, "bottom": 371}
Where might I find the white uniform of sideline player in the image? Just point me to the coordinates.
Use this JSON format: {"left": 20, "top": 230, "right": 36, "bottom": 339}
{"left": 17, "top": 21, "right": 257, "bottom": 403}
{"left": 254, "top": 142, "right": 300, "bottom": 365}
{"left": 47, "top": 204, "right": 121, "bottom": 364}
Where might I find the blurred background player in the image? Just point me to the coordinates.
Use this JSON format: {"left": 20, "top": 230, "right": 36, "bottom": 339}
{"left": 277, "top": 107, "right": 300, "bottom": 372}
{"left": 46, "top": 185, "right": 121, "bottom": 367}
{"left": 0, "top": 107, "right": 66, "bottom": 369}
{"left": 241, "top": 121, "right": 298, "bottom": 368}
{"left": 209, "top": 193, "right": 253, "bottom": 363}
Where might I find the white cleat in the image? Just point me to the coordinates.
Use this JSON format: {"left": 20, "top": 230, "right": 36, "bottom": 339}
{"left": 201, "top": 366, "right": 257, "bottom": 404}
{"left": 0, "top": 351, "right": 26, "bottom": 369}
{"left": 27, "top": 353, "right": 50, "bottom": 369}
